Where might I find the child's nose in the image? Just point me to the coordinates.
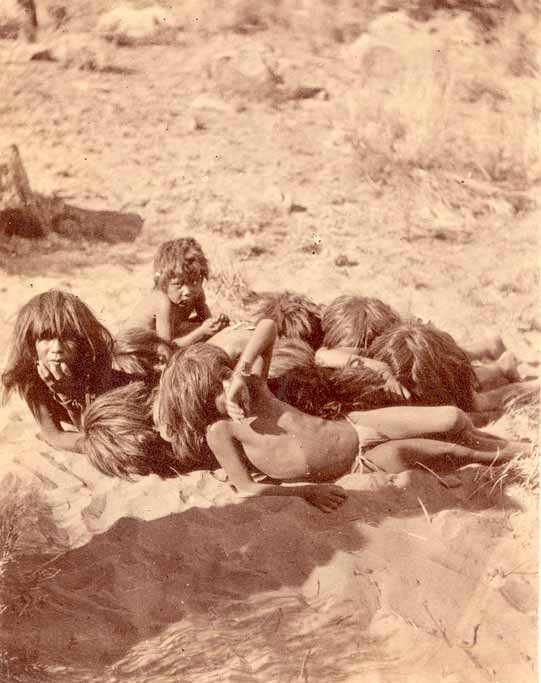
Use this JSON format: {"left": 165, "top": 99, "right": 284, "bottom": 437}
{"left": 179, "top": 285, "right": 192, "bottom": 297}
{"left": 50, "top": 337, "right": 62, "bottom": 351}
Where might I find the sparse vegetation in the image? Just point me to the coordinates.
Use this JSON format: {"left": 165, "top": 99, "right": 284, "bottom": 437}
{"left": 347, "top": 13, "right": 539, "bottom": 187}
{"left": 0, "top": 478, "right": 63, "bottom": 682}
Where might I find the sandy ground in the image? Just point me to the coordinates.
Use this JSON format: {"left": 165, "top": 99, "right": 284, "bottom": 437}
{"left": 0, "top": 4, "right": 539, "bottom": 682}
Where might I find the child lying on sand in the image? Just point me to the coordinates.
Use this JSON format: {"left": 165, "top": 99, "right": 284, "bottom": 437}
{"left": 1, "top": 290, "right": 131, "bottom": 453}
{"left": 154, "top": 319, "right": 525, "bottom": 512}
{"left": 126, "top": 238, "right": 229, "bottom": 348}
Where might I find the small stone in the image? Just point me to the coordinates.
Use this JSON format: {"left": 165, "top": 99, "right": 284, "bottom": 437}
{"left": 335, "top": 254, "right": 358, "bottom": 268}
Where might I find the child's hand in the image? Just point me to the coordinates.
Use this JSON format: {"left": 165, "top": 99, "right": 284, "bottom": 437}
{"left": 302, "top": 484, "right": 347, "bottom": 512}
{"left": 36, "top": 359, "right": 76, "bottom": 400}
{"left": 224, "top": 374, "right": 250, "bottom": 421}
{"left": 201, "top": 315, "right": 230, "bottom": 336}
{"left": 382, "top": 376, "right": 411, "bottom": 401}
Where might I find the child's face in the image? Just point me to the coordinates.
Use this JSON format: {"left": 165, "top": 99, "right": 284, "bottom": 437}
{"left": 35, "top": 334, "right": 79, "bottom": 371}
{"left": 166, "top": 275, "right": 203, "bottom": 308}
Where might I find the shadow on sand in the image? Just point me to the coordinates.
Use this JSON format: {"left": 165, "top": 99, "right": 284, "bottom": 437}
{"left": 0, "top": 465, "right": 522, "bottom": 681}
{"left": 0, "top": 195, "right": 144, "bottom": 244}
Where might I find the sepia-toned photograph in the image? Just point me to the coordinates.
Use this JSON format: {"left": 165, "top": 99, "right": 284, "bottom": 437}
{"left": 0, "top": 1, "right": 539, "bottom": 681}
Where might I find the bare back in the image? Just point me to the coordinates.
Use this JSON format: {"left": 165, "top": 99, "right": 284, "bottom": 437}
{"left": 228, "top": 377, "right": 357, "bottom": 482}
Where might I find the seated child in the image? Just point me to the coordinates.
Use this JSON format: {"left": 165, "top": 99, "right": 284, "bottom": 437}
{"left": 1, "top": 289, "right": 131, "bottom": 453}
{"left": 155, "top": 319, "right": 524, "bottom": 512}
{"left": 127, "top": 238, "right": 229, "bottom": 348}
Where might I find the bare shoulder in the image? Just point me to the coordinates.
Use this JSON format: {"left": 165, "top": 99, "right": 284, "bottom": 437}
{"left": 207, "top": 418, "right": 251, "bottom": 441}
{"left": 206, "top": 419, "right": 234, "bottom": 444}
{"left": 152, "top": 289, "right": 172, "bottom": 311}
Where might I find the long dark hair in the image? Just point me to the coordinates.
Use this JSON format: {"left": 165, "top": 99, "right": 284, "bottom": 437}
{"left": 255, "top": 291, "right": 323, "bottom": 350}
{"left": 82, "top": 381, "right": 182, "bottom": 480}
{"left": 2, "top": 290, "right": 114, "bottom": 419}
{"left": 155, "top": 343, "right": 229, "bottom": 469}
{"left": 153, "top": 238, "right": 209, "bottom": 291}
{"left": 113, "top": 326, "right": 173, "bottom": 381}
{"left": 322, "top": 295, "right": 401, "bottom": 352}
{"left": 369, "top": 321, "right": 478, "bottom": 411}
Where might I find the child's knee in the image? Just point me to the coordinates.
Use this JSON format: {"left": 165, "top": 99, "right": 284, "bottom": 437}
{"left": 367, "top": 442, "right": 405, "bottom": 473}
{"left": 442, "top": 406, "right": 471, "bottom": 435}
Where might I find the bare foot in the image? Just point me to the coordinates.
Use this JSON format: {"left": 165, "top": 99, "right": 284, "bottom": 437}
{"left": 485, "top": 335, "right": 506, "bottom": 360}
{"left": 464, "top": 335, "right": 506, "bottom": 362}
{"left": 497, "top": 350, "right": 520, "bottom": 383}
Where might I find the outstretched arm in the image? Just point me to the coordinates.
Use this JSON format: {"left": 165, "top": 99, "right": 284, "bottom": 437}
{"left": 233, "top": 318, "right": 277, "bottom": 380}
{"left": 315, "top": 347, "right": 410, "bottom": 400}
{"left": 206, "top": 420, "right": 346, "bottom": 512}
{"left": 224, "top": 319, "right": 277, "bottom": 419}
{"left": 172, "top": 319, "right": 228, "bottom": 350}
{"left": 315, "top": 346, "right": 364, "bottom": 368}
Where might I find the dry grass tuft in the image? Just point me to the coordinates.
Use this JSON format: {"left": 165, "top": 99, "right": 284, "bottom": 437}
{"left": 347, "top": 13, "right": 540, "bottom": 187}
{"left": 0, "top": 478, "right": 64, "bottom": 681}
{"left": 483, "top": 398, "right": 540, "bottom": 497}
{"left": 490, "top": 445, "right": 539, "bottom": 497}
{"left": 206, "top": 251, "right": 254, "bottom": 310}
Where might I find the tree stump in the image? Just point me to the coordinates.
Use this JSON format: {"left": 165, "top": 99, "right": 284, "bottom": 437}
{"left": 0, "top": 145, "right": 144, "bottom": 243}
{"left": 0, "top": 144, "right": 45, "bottom": 237}
{"left": 18, "top": 0, "right": 38, "bottom": 42}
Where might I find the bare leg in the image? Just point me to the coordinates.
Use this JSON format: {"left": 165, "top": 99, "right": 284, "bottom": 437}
{"left": 456, "top": 428, "right": 528, "bottom": 457}
{"left": 463, "top": 335, "right": 506, "bottom": 361}
{"left": 474, "top": 380, "right": 539, "bottom": 412}
{"left": 348, "top": 405, "right": 468, "bottom": 440}
{"left": 367, "top": 438, "right": 515, "bottom": 474}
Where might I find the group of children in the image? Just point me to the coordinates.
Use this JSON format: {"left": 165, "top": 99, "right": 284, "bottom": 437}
{"left": 2, "top": 238, "right": 536, "bottom": 511}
